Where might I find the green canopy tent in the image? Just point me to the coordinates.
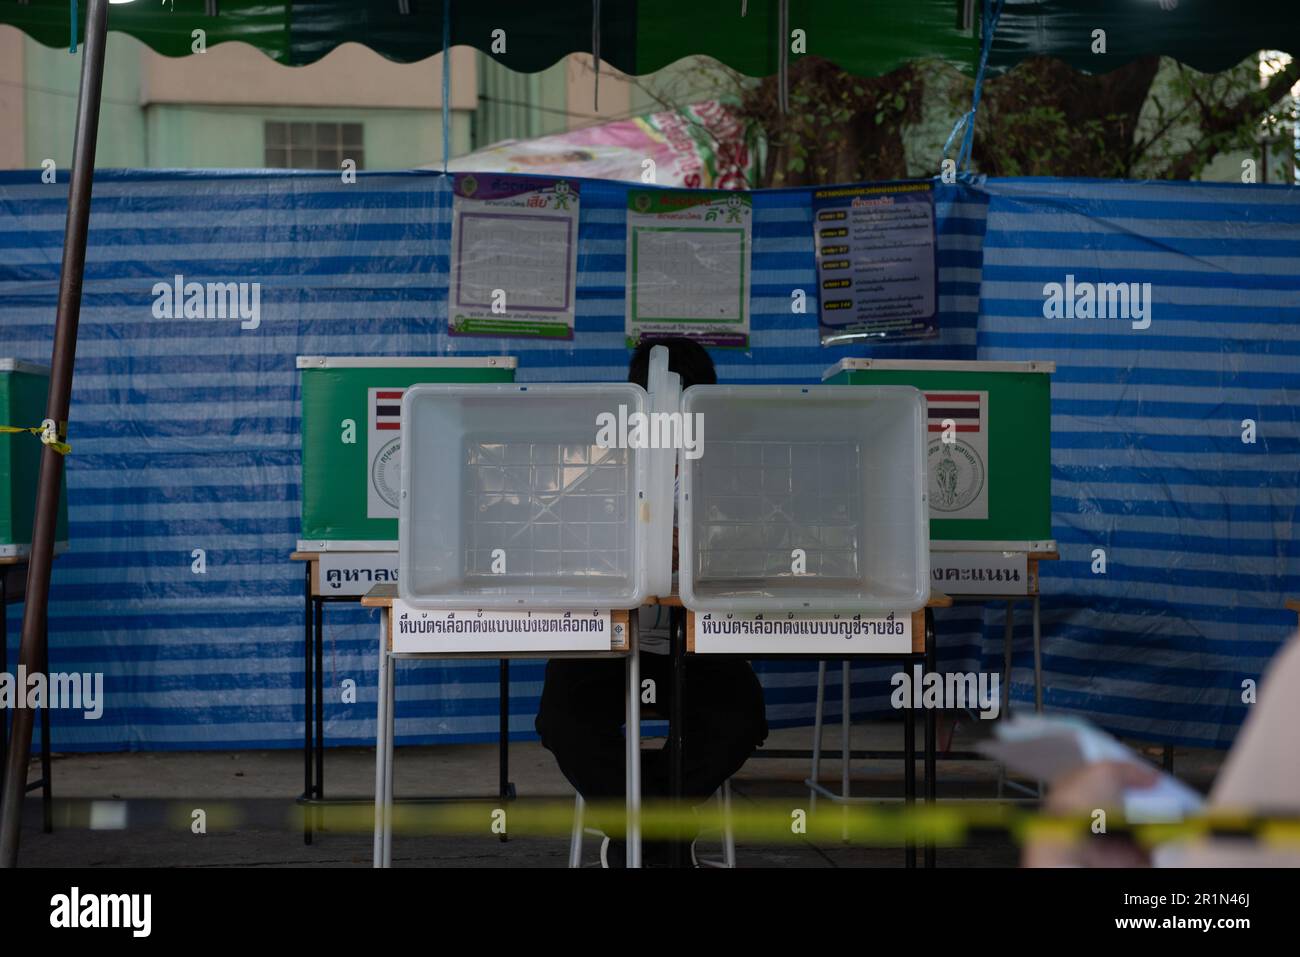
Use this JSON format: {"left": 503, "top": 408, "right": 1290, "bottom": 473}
{"left": 1, "top": 0, "right": 1297, "bottom": 866}
{"left": 5, "top": 0, "right": 1298, "bottom": 75}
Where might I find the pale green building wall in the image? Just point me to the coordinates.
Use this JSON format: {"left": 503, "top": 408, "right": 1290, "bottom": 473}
{"left": 21, "top": 34, "right": 469, "bottom": 171}
{"left": 474, "top": 57, "right": 569, "bottom": 147}
{"left": 144, "top": 104, "right": 467, "bottom": 170}
{"left": 23, "top": 33, "right": 147, "bottom": 168}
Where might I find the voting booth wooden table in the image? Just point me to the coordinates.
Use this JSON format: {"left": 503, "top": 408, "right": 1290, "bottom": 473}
{"left": 364, "top": 377, "right": 676, "bottom": 867}
{"left": 293, "top": 355, "right": 517, "bottom": 842}
{"left": 655, "top": 592, "right": 951, "bottom": 868}
{"left": 823, "top": 361, "right": 1057, "bottom": 696}
{"left": 668, "top": 383, "right": 945, "bottom": 866}
{"left": 363, "top": 587, "right": 640, "bottom": 868}
{"left": 822, "top": 358, "right": 1057, "bottom": 802}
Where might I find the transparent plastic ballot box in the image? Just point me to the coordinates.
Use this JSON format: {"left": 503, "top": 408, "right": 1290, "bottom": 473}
{"left": 397, "top": 382, "right": 675, "bottom": 610}
{"left": 678, "top": 385, "right": 931, "bottom": 614}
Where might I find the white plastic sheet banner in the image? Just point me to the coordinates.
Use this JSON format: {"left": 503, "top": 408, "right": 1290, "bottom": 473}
{"left": 449, "top": 173, "right": 579, "bottom": 340}
{"left": 625, "top": 189, "right": 752, "bottom": 348}
{"left": 446, "top": 100, "right": 757, "bottom": 190}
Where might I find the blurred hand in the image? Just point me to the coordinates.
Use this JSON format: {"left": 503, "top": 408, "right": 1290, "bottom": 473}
{"left": 1022, "top": 760, "right": 1160, "bottom": 868}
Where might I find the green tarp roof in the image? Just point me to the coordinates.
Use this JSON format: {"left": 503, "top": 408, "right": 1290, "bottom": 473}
{"left": 3, "top": 0, "right": 1297, "bottom": 75}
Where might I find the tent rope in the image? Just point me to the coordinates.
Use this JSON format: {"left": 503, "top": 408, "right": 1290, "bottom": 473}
{"left": 943, "top": 0, "right": 1005, "bottom": 172}
{"left": 777, "top": 0, "right": 789, "bottom": 113}
{"left": 441, "top": 0, "right": 451, "bottom": 172}
{"left": 592, "top": 0, "right": 601, "bottom": 111}
{"left": 69, "top": 0, "right": 76, "bottom": 53}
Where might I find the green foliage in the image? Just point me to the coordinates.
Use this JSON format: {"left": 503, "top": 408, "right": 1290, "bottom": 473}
{"left": 632, "top": 51, "right": 1297, "bottom": 186}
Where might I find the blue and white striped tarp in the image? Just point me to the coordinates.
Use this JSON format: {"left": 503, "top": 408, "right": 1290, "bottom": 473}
{"left": 1, "top": 170, "right": 1296, "bottom": 752}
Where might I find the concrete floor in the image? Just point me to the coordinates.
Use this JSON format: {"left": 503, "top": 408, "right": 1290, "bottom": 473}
{"left": 8, "top": 722, "right": 1224, "bottom": 868}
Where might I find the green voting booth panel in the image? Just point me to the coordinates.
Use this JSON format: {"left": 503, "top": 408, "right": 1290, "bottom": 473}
{"left": 823, "top": 359, "right": 1054, "bottom": 549}
{"left": 1, "top": 359, "right": 69, "bottom": 558}
{"left": 298, "top": 356, "right": 517, "bottom": 550}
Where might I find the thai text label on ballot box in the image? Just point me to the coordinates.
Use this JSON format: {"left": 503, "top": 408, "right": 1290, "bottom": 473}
{"left": 318, "top": 552, "right": 398, "bottom": 597}
{"left": 689, "top": 610, "right": 913, "bottom": 655}
{"left": 389, "top": 601, "right": 625, "bottom": 654}
{"left": 930, "top": 551, "right": 1031, "bottom": 596}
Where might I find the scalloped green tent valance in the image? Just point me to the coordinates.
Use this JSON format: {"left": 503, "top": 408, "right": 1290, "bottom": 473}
{"left": 3, "top": 0, "right": 1296, "bottom": 76}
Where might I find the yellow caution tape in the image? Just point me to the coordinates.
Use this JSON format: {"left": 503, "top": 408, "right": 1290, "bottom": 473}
{"left": 48, "top": 797, "right": 1300, "bottom": 849}
{"left": 0, "top": 419, "right": 71, "bottom": 455}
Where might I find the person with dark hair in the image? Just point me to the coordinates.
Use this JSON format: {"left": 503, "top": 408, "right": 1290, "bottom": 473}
{"left": 534, "top": 338, "right": 769, "bottom": 867}
{"left": 626, "top": 336, "right": 718, "bottom": 390}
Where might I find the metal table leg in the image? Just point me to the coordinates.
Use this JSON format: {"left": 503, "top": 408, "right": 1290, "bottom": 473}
{"left": 1, "top": 568, "right": 7, "bottom": 797}
{"left": 498, "top": 659, "right": 511, "bottom": 841}
{"left": 923, "top": 608, "right": 937, "bottom": 869}
{"left": 1032, "top": 595, "right": 1043, "bottom": 714}
{"left": 626, "top": 614, "right": 642, "bottom": 868}
{"left": 997, "top": 599, "right": 1014, "bottom": 800}
{"left": 1002, "top": 599, "right": 1014, "bottom": 717}
{"left": 383, "top": 640, "right": 395, "bottom": 869}
{"left": 808, "top": 661, "right": 826, "bottom": 812}
{"left": 303, "top": 562, "right": 314, "bottom": 845}
{"left": 1031, "top": 595, "right": 1044, "bottom": 796}
{"left": 668, "top": 606, "right": 686, "bottom": 868}
{"left": 903, "top": 677, "right": 916, "bottom": 869}
{"left": 372, "top": 608, "right": 390, "bottom": 868}
{"left": 840, "top": 660, "right": 850, "bottom": 843}
{"left": 314, "top": 594, "right": 324, "bottom": 806}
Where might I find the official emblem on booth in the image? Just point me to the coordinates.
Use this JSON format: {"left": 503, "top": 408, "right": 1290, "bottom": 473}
{"left": 929, "top": 438, "right": 986, "bottom": 515}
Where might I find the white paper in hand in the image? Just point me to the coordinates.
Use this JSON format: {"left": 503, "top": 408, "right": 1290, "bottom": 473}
{"left": 977, "top": 714, "right": 1204, "bottom": 823}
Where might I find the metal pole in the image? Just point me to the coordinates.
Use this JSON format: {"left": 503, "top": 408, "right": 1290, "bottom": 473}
{"left": 497, "top": 658, "right": 508, "bottom": 842}
{"left": 1, "top": 567, "right": 8, "bottom": 797}
{"left": 302, "top": 563, "right": 313, "bottom": 844}
{"left": 0, "top": 0, "right": 110, "bottom": 868}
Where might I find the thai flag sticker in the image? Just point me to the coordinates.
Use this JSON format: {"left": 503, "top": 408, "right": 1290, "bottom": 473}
{"left": 925, "top": 393, "right": 982, "bottom": 434}
{"left": 374, "top": 390, "right": 404, "bottom": 431}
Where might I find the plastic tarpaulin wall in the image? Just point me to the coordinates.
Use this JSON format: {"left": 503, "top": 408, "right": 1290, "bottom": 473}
{"left": 0, "top": 170, "right": 1296, "bottom": 751}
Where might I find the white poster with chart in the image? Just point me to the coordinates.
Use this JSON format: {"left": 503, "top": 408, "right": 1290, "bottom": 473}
{"left": 449, "top": 173, "right": 579, "bottom": 340}
{"left": 625, "top": 189, "right": 751, "bottom": 348}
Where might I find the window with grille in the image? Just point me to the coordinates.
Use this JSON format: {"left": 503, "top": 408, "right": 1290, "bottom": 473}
{"left": 264, "top": 121, "right": 364, "bottom": 170}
